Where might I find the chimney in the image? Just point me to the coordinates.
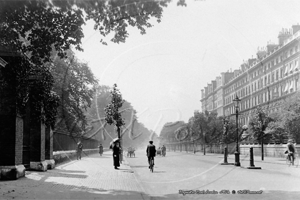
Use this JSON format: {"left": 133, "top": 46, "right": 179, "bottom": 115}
{"left": 266, "top": 42, "right": 278, "bottom": 53}
{"left": 292, "top": 24, "right": 300, "bottom": 34}
{"left": 248, "top": 58, "right": 256, "bottom": 66}
{"left": 256, "top": 47, "right": 267, "bottom": 59}
{"left": 234, "top": 69, "right": 240, "bottom": 77}
{"left": 278, "top": 28, "right": 292, "bottom": 45}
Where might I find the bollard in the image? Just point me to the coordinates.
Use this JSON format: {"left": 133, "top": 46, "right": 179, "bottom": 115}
{"left": 221, "top": 147, "right": 234, "bottom": 165}
{"left": 247, "top": 147, "right": 261, "bottom": 169}
{"left": 224, "top": 147, "right": 228, "bottom": 163}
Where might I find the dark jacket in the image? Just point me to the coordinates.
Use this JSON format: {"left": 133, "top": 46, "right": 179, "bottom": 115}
{"left": 287, "top": 143, "right": 295, "bottom": 153}
{"left": 146, "top": 144, "right": 156, "bottom": 157}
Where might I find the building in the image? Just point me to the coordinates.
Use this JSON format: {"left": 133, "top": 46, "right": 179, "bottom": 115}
{"left": 201, "top": 71, "right": 234, "bottom": 116}
{"left": 201, "top": 24, "right": 300, "bottom": 126}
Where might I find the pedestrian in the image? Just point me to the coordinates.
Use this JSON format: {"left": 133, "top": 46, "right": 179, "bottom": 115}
{"left": 77, "top": 140, "right": 83, "bottom": 160}
{"left": 112, "top": 142, "right": 121, "bottom": 169}
{"left": 98, "top": 143, "right": 103, "bottom": 156}
{"left": 146, "top": 141, "right": 156, "bottom": 168}
{"left": 162, "top": 145, "right": 166, "bottom": 156}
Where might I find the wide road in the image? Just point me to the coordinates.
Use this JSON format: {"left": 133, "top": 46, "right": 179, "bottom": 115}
{"left": 126, "top": 149, "right": 300, "bottom": 200}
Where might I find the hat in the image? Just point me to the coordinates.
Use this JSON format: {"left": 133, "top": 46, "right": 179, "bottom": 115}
{"left": 288, "top": 139, "right": 293, "bottom": 143}
{"left": 149, "top": 141, "right": 153, "bottom": 144}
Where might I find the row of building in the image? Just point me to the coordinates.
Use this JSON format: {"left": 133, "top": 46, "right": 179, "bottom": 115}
{"left": 200, "top": 24, "right": 300, "bottom": 126}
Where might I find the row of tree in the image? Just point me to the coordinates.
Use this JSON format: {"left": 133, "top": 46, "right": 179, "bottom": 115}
{"left": 160, "top": 93, "right": 300, "bottom": 148}
{"left": 0, "top": 0, "right": 185, "bottom": 145}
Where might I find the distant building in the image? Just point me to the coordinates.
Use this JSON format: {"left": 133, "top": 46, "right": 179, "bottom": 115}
{"left": 200, "top": 24, "right": 300, "bottom": 125}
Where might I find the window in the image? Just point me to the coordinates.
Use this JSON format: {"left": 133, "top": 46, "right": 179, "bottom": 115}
{"left": 264, "top": 76, "right": 267, "bottom": 86}
{"left": 296, "top": 45, "right": 298, "bottom": 52}
{"left": 276, "top": 70, "right": 279, "bottom": 80}
{"left": 281, "top": 67, "right": 284, "bottom": 78}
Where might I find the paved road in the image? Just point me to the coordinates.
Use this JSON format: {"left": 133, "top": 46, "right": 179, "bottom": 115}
{"left": 0, "top": 150, "right": 299, "bottom": 200}
{"left": 126, "top": 149, "right": 300, "bottom": 200}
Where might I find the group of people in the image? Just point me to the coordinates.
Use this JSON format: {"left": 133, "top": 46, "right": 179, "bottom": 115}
{"left": 157, "top": 145, "right": 167, "bottom": 156}
{"left": 110, "top": 140, "right": 161, "bottom": 170}
{"left": 79, "top": 139, "right": 296, "bottom": 168}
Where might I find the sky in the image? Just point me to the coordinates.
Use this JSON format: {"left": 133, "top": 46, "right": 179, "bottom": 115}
{"left": 75, "top": 0, "right": 300, "bottom": 135}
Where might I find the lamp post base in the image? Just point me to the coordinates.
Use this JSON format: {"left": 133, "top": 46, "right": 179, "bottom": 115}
{"left": 234, "top": 151, "right": 240, "bottom": 166}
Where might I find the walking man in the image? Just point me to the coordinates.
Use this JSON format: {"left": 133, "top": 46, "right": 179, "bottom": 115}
{"left": 77, "top": 140, "right": 83, "bottom": 160}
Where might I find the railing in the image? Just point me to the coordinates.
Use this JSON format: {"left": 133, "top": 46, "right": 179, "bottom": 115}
{"left": 240, "top": 144, "right": 300, "bottom": 158}
{"left": 164, "top": 141, "right": 300, "bottom": 158}
{"left": 53, "top": 131, "right": 99, "bottom": 151}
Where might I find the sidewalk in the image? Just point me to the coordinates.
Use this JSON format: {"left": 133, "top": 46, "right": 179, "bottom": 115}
{"left": 0, "top": 151, "right": 149, "bottom": 200}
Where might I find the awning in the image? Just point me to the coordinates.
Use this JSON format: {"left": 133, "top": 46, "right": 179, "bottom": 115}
{"left": 289, "top": 80, "right": 294, "bottom": 91}
{"left": 294, "top": 61, "right": 299, "bottom": 71}
{"left": 284, "top": 82, "right": 289, "bottom": 92}
{"left": 284, "top": 65, "right": 289, "bottom": 75}
{"left": 289, "top": 63, "right": 294, "bottom": 73}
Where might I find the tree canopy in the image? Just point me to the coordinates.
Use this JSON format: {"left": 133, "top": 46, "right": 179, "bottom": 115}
{"left": 0, "top": 0, "right": 186, "bottom": 129}
{"left": 0, "top": 0, "right": 185, "bottom": 65}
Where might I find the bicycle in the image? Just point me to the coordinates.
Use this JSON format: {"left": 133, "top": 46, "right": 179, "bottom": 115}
{"left": 286, "top": 153, "right": 295, "bottom": 166}
{"left": 149, "top": 157, "right": 154, "bottom": 172}
{"left": 295, "top": 153, "right": 299, "bottom": 168}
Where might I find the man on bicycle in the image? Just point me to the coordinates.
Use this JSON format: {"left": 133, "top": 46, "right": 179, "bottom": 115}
{"left": 146, "top": 141, "right": 156, "bottom": 168}
{"left": 287, "top": 139, "right": 296, "bottom": 164}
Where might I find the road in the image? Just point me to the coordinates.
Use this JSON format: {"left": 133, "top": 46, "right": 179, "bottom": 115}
{"left": 126, "top": 149, "right": 300, "bottom": 200}
{"left": 1, "top": 150, "right": 299, "bottom": 200}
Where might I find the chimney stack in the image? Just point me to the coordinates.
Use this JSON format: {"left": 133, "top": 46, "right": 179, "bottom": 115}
{"left": 256, "top": 47, "right": 267, "bottom": 59}
{"left": 278, "top": 28, "right": 292, "bottom": 46}
{"left": 292, "top": 24, "right": 300, "bottom": 34}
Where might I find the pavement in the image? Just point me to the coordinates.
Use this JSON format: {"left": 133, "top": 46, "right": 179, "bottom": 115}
{"left": 0, "top": 151, "right": 149, "bottom": 200}
{"left": 0, "top": 150, "right": 299, "bottom": 200}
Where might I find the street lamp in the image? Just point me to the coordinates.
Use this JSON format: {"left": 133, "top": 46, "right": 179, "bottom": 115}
{"left": 233, "top": 95, "right": 241, "bottom": 166}
{"left": 221, "top": 116, "right": 230, "bottom": 165}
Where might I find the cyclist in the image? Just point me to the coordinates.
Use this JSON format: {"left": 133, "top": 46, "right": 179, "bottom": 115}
{"left": 146, "top": 141, "right": 156, "bottom": 168}
{"left": 287, "top": 139, "right": 296, "bottom": 165}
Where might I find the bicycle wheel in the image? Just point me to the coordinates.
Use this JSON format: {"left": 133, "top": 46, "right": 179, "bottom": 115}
{"left": 286, "top": 156, "right": 291, "bottom": 166}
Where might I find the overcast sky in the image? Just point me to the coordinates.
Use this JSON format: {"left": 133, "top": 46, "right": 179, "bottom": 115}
{"left": 75, "top": 0, "right": 300, "bottom": 135}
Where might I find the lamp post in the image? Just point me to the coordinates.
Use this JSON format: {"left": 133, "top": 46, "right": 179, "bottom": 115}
{"left": 233, "top": 95, "right": 241, "bottom": 166}
{"left": 221, "top": 116, "right": 230, "bottom": 165}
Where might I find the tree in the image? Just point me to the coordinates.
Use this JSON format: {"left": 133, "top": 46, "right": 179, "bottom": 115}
{"left": 0, "top": 0, "right": 186, "bottom": 66}
{"left": 51, "top": 50, "right": 98, "bottom": 136}
{"left": 189, "top": 110, "right": 223, "bottom": 155}
{"left": 0, "top": 0, "right": 186, "bottom": 130}
{"left": 274, "top": 93, "right": 300, "bottom": 143}
{"left": 249, "top": 106, "right": 273, "bottom": 160}
{"left": 104, "top": 84, "right": 125, "bottom": 144}
{"left": 265, "top": 112, "right": 288, "bottom": 144}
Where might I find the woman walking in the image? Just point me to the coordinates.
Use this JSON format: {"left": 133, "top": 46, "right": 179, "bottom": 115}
{"left": 112, "top": 142, "right": 120, "bottom": 169}
{"left": 98, "top": 144, "right": 103, "bottom": 156}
